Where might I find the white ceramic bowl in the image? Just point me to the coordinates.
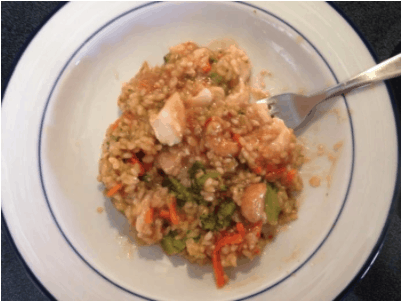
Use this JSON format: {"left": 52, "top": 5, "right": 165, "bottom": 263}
{"left": 2, "top": 2, "right": 399, "bottom": 301}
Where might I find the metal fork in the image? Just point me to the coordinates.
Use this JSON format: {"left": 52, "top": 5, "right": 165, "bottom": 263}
{"left": 257, "top": 54, "right": 401, "bottom": 130}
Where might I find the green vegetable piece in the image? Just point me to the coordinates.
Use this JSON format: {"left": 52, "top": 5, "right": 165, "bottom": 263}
{"left": 193, "top": 236, "right": 201, "bottom": 243}
{"left": 172, "top": 239, "right": 186, "bottom": 252}
{"left": 220, "top": 185, "right": 228, "bottom": 191}
{"left": 163, "top": 53, "right": 171, "bottom": 63}
{"left": 200, "top": 214, "right": 216, "bottom": 231}
{"left": 264, "top": 184, "right": 281, "bottom": 224}
{"left": 200, "top": 200, "right": 236, "bottom": 231}
{"left": 161, "top": 235, "right": 178, "bottom": 255}
{"left": 196, "top": 171, "right": 221, "bottom": 187}
{"left": 188, "top": 161, "right": 206, "bottom": 180}
{"left": 217, "top": 200, "right": 236, "bottom": 218}
{"left": 161, "top": 231, "right": 186, "bottom": 255}
{"left": 209, "top": 72, "right": 223, "bottom": 84}
{"left": 162, "top": 177, "right": 195, "bottom": 205}
{"left": 209, "top": 57, "right": 218, "bottom": 64}
{"left": 141, "top": 174, "right": 151, "bottom": 183}
{"left": 217, "top": 218, "right": 232, "bottom": 229}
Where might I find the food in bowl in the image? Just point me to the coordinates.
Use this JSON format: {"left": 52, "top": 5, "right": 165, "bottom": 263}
{"left": 97, "top": 41, "right": 304, "bottom": 288}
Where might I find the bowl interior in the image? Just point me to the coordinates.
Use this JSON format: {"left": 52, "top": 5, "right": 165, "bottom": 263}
{"left": 40, "top": 2, "right": 353, "bottom": 300}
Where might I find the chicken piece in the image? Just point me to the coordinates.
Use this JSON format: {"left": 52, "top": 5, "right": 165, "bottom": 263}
{"left": 186, "top": 88, "right": 212, "bottom": 107}
{"left": 243, "top": 117, "right": 293, "bottom": 164}
{"left": 204, "top": 117, "right": 239, "bottom": 157}
{"left": 149, "top": 92, "right": 186, "bottom": 146}
{"left": 226, "top": 80, "right": 250, "bottom": 104}
{"left": 156, "top": 150, "right": 183, "bottom": 176}
{"left": 134, "top": 197, "right": 153, "bottom": 242}
{"left": 265, "top": 118, "right": 292, "bottom": 155}
{"left": 225, "top": 44, "right": 251, "bottom": 82}
{"left": 169, "top": 41, "right": 198, "bottom": 56}
{"left": 209, "top": 86, "right": 225, "bottom": 101}
{"left": 205, "top": 136, "right": 240, "bottom": 157}
{"left": 241, "top": 183, "right": 267, "bottom": 223}
{"left": 192, "top": 47, "right": 210, "bottom": 60}
{"left": 249, "top": 102, "right": 273, "bottom": 125}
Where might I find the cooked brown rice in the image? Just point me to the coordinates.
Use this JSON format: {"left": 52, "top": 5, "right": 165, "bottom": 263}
{"left": 97, "top": 41, "right": 304, "bottom": 288}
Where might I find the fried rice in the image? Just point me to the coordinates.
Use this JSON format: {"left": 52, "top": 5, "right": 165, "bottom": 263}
{"left": 97, "top": 41, "right": 304, "bottom": 288}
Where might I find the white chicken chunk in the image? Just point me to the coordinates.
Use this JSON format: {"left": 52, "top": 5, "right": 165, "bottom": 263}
{"left": 149, "top": 92, "right": 186, "bottom": 146}
{"left": 250, "top": 102, "right": 273, "bottom": 125}
{"left": 209, "top": 86, "right": 225, "bottom": 101}
{"left": 226, "top": 80, "right": 249, "bottom": 104}
{"left": 156, "top": 151, "right": 183, "bottom": 176}
{"left": 241, "top": 183, "right": 267, "bottom": 223}
{"left": 186, "top": 88, "right": 213, "bottom": 107}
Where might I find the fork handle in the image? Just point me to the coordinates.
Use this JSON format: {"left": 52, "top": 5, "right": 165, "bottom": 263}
{"left": 313, "top": 53, "right": 401, "bottom": 100}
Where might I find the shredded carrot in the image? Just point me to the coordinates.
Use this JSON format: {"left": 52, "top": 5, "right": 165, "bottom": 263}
{"left": 168, "top": 198, "right": 180, "bottom": 225}
{"left": 111, "top": 119, "right": 120, "bottom": 130}
{"left": 236, "top": 222, "right": 246, "bottom": 237}
{"left": 139, "top": 80, "right": 149, "bottom": 89}
{"left": 130, "top": 155, "right": 145, "bottom": 176}
{"left": 159, "top": 210, "right": 171, "bottom": 220}
{"left": 219, "top": 229, "right": 228, "bottom": 238}
{"left": 145, "top": 208, "right": 154, "bottom": 224}
{"left": 204, "top": 117, "right": 213, "bottom": 128}
{"left": 212, "top": 250, "right": 226, "bottom": 288}
{"left": 232, "top": 133, "right": 242, "bottom": 147}
{"left": 123, "top": 111, "right": 135, "bottom": 120}
{"left": 265, "top": 164, "right": 286, "bottom": 181}
{"left": 202, "top": 62, "right": 212, "bottom": 73}
{"left": 106, "top": 183, "right": 122, "bottom": 197}
{"left": 143, "top": 162, "right": 153, "bottom": 172}
{"left": 253, "top": 247, "right": 261, "bottom": 255}
{"left": 213, "top": 232, "right": 243, "bottom": 288}
{"left": 266, "top": 164, "right": 285, "bottom": 174}
{"left": 215, "top": 233, "right": 243, "bottom": 251}
{"left": 285, "top": 169, "right": 297, "bottom": 185}
{"left": 253, "top": 166, "right": 262, "bottom": 175}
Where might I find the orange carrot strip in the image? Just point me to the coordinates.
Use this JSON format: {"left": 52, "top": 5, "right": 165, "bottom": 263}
{"left": 265, "top": 164, "right": 286, "bottom": 181}
{"left": 143, "top": 162, "right": 153, "bottom": 172}
{"left": 130, "top": 156, "right": 145, "bottom": 176}
{"left": 215, "top": 233, "right": 243, "bottom": 252}
{"left": 286, "top": 169, "right": 297, "bottom": 185}
{"left": 204, "top": 117, "right": 213, "bottom": 128}
{"left": 123, "top": 111, "right": 135, "bottom": 120}
{"left": 106, "top": 183, "right": 122, "bottom": 197}
{"left": 232, "top": 133, "right": 241, "bottom": 143}
{"left": 111, "top": 119, "right": 120, "bottom": 130}
{"left": 213, "top": 232, "right": 243, "bottom": 288}
{"left": 232, "top": 133, "right": 242, "bottom": 148}
{"left": 202, "top": 62, "right": 212, "bottom": 74}
{"left": 168, "top": 198, "right": 180, "bottom": 225}
{"left": 159, "top": 210, "right": 170, "bottom": 220}
{"left": 139, "top": 80, "right": 149, "bottom": 89}
{"left": 212, "top": 250, "right": 226, "bottom": 288}
{"left": 253, "top": 166, "right": 262, "bottom": 175}
{"left": 236, "top": 222, "right": 246, "bottom": 237}
{"left": 145, "top": 208, "right": 154, "bottom": 224}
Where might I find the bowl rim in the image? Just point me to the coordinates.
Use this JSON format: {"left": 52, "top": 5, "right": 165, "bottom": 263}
{"left": 1, "top": 2, "right": 400, "bottom": 301}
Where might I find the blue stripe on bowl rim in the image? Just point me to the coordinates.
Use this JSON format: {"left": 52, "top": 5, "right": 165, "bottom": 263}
{"left": 1, "top": 1, "right": 399, "bottom": 301}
